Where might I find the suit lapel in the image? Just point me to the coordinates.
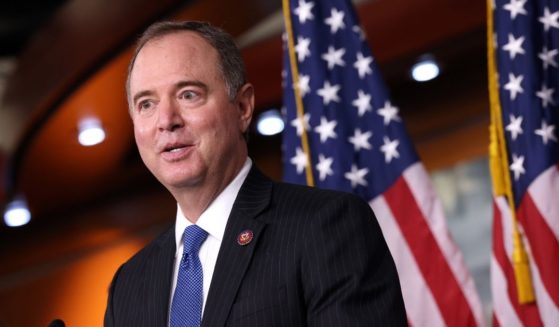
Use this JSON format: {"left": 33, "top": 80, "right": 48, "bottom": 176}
{"left": 202, "top": 166, "right": 272, "bottom": 327}
{"left": 152, "top": 225, "right": 176, "bottom": 326}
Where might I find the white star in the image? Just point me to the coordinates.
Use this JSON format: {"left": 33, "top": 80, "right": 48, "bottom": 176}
{"left": 294, "top": 0, "right": 314, "bottom": 24}
{"left": 348, "top": 128, "right": 372, "bottom": 151}
{"left": 354, "top": 52, "right": 373, "bottom": 78}
{"left": 505, "top": 114, "right": 523, "bottom": 140}
{"left": 534, "top": 120, "right": 557, "bottom": 144}
{"left": 539, "top": 7, "right": 559, "bottom": 31}
{"left": 317, "top": 80, "right": 341, "bottom": 105}
{"left": 536, "top": 84, "right": 555, "bottom": 108}
{"left": 295, "top": 74, "right": 311, "bottom": 97}
{"left": 380, "top": 136, "right": 400, "bottom": 163}
{"left": 377, "top": 100, "right": 401, "bottom": 125}
{"left": 539, "top": 46, "right": 558, "bottom": 70}
{"left": 290, "top": 147, "right": 309, "bottom": 174}
{"left": 502, "top": 33, "right": 526, "bottom": 60}
{"left": 345, "top": 164, "right": 369, "bottom": 188}
{"left": 352, "top": 25, "right": 366, "bottom": 40}
{"left": 509, "top": 154, "right": 525, "bottom": 180}
{"left": 324, "top": 8, "right": 345, "bottom": 33}
{"left": 504, "top": 0, "right": 527, "bottom": 20}
{"left": 314, "top": 116, "right": 337, "bottom": 143}
{"left": 295, "top": 37, "right": 311, "bottom": 62}
{"left": 315, "top": 154, "right": 334, "bottom": 181}
{"left": 504, "top": 73, "right": 524, "bottom": 100}
{"left": 290, "top": 112, "right": 311, "bottom": 136}
{"left": 352, "top": 90, "right": 372, "bottom": 116}
{"left": 321, "top": 46, "right": 346, "bottom": 70}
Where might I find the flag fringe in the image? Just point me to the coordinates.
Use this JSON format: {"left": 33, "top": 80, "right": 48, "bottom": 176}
{"left": 486, "top": 0, "right": 534, "bottom": 304}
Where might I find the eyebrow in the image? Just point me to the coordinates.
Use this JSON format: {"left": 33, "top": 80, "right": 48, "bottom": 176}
{"left": 131, "top": 80, "right": 208, "bottom": 106}
{"left": 132, "top": 90, "right": 154, "bottom": 106}
{"left": 176, "top": 80, "right": 207, "bottom": 92}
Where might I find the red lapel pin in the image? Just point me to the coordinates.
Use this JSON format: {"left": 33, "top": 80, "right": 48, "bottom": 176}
{"left": 237, "top": 229, "right": 254, "bottom": 246}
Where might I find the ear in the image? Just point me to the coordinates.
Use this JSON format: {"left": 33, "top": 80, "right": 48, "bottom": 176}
{"left": 236, "top": 83, "right": 255, "bottom": 133}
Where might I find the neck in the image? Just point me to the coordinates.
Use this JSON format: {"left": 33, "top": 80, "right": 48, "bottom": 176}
{"left": 171, "top": 156, "right": 247, "bottom": 223}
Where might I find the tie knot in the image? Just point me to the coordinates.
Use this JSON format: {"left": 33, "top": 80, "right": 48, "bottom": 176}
{"left": 183, "top": 225, "right": 208, "bottom": 254}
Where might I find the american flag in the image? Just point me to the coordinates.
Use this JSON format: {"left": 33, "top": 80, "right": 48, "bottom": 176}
{"left": 489, "top": 0, "right": 559, "bottom": 326}
{"left": 281, "top": 0, "right": 485, "bottom": 325}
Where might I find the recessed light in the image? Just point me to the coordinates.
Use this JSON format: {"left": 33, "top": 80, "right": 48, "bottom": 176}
{"left": 78, "top": 117, "right": 106, "bottom": 146}
{"left": 257, "top": 109, "right": 284, "bottom": 136}
{"left": 411, "top": 57, "right": 440, "bottom": 82}
{"left": 4, "top": 198, "right": 31, "bottom": 227}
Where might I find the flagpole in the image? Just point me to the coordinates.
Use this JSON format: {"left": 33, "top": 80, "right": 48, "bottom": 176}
{"left": 282, "top": 0, "right": 315, "bottom": 187}
{"left": 486, "top": 0, "right": 534, "bottom": 304}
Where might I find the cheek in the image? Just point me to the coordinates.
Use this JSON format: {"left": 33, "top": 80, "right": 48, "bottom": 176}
{"left": 133, "top": 127, "right": 144, "bottom": 144}
{"left": 133, "top": 124, "right": 152, "bottom": 151}
{"left": 133, "top": 117, "right": 151, "bottom": 136}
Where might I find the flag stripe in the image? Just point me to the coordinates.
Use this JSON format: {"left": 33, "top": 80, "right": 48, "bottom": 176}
{"left": 528, "top": 164, "right": 559, "bottom": 241}
{"left": 491, "top": 314, "right": 501, "bottom": 327}
{"left": 526, "top": 239, "right": 559, "bottom": 326}
{"left": 403, "top": 164, "right": 485, "bottom": 327}
{"left": 383, "top": 170, "right": 477, "bottom": 326}
{"left": 518, "top": 193, "right": 559, "bottom": 310}
{"left": 490, "top": 255, "right": 523, "bottom": 327}
{"left": 493, "top": 197, "right": 543, "bottom": 326}
{"left": 371, "top": 194, "right": 446, "bottom": 327}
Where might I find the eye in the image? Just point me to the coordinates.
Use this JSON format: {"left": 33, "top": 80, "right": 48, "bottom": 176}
{"left": 179, "top": 90, "right": 198, "bottom": 100}
{"left": 137, "top": 99, "right": 154, "bottom": 112}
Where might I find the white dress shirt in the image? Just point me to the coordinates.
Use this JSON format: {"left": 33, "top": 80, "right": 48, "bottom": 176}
{"left": 169, "top": 158, "right": 252, "bottom": 320}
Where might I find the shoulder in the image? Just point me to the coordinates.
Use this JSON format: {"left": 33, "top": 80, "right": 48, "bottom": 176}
{"left": 241, "top": 165, "right": 371, "bottom": 217}
{"left": 271, "top": 180, "right": 372, "bottom": 214}
{"left": 108, "top": 225, "right": 174, "bottom": 305}
{"left": 116, "top": 225, "right": 174, "bottom": 277}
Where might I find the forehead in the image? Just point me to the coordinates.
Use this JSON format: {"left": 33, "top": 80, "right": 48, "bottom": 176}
{"left": 129, "top": 31, "right": 221, "bottom": 91}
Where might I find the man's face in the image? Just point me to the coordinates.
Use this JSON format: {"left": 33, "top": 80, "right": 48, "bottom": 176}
{"left": 129, "top": 31, "right": 253, "bottom": 192}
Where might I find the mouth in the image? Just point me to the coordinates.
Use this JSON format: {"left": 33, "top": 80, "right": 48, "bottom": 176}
{"left": 160, "top": 143, "right": 193, "bottom": 160}
{"left": 161, "top": 141, "right": 190, "bottom": 152}
{"left": 164, "top": 145, "right": 188, "bottom": 153}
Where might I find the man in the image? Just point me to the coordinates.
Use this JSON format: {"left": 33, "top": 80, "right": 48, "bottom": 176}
{"left": 104, "top": 20, "right": 407, "bottom": 326}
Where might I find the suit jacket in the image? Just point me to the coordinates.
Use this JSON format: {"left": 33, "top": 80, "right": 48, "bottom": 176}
{"left": 104, "top": 166, "right": 407, "bottom": 326}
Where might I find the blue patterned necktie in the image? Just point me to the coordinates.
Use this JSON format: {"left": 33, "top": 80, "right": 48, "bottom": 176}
{"left": 170, "top": 225, "right": 208, "bottom": 327}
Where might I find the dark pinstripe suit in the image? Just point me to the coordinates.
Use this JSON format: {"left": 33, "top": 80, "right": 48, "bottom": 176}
{"left": 104, "top": 166, "right": 407, "bottom": 326}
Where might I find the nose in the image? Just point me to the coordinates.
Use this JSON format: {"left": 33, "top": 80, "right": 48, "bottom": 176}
{"left": 157, "top": 98, "right": 184, "bottom": 132}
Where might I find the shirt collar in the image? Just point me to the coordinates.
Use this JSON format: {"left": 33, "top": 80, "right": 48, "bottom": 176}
{"left": 175, "top": 158, "right": 252, "bottom": 248}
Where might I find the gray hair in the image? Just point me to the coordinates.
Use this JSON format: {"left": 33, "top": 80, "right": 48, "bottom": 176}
{"left": 126, "top": 20, "right": 247, "bottom": 104}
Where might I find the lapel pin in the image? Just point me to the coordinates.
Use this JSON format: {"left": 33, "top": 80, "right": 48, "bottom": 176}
{"left": 237, "top": 229, "right": 254, "bottom": 246}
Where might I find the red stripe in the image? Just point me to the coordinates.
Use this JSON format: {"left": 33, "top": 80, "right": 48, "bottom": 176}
{"left": 518, "top": 193, "right": 559, "bottom": 308}
{"left": 492, "top": 314, "right": 500, "bottom": 327}
{"left": 383, "top": 176, "right": 476, "bottom": 326}
{"left": 492, "top": 200, "right": 542, "bottom": 326}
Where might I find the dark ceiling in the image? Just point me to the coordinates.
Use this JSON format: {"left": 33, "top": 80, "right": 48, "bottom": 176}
{"left": 0, "top": 1, "right": 67, "bottom": 56}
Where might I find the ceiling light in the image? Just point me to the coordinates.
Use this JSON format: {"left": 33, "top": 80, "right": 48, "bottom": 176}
{"left": 78, "top": 117, "right": 106, "bottom": 146}
{"left": 411, "top": 57, "right": 440, "bottom": 82}
{"left": 257, "top": 109, "right": 284, "bottom": 136}
{"left": 4, "top": 198, "right": 31, "bottom": 227}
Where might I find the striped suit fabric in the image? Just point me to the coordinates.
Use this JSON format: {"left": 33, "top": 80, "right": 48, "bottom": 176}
{"left": 104, "top": 166, "right": 407, "bottom": 326}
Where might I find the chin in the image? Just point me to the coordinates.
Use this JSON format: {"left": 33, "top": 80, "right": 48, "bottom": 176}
{"left": 159, "top": 171, "right": 205, "bottom": 190}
